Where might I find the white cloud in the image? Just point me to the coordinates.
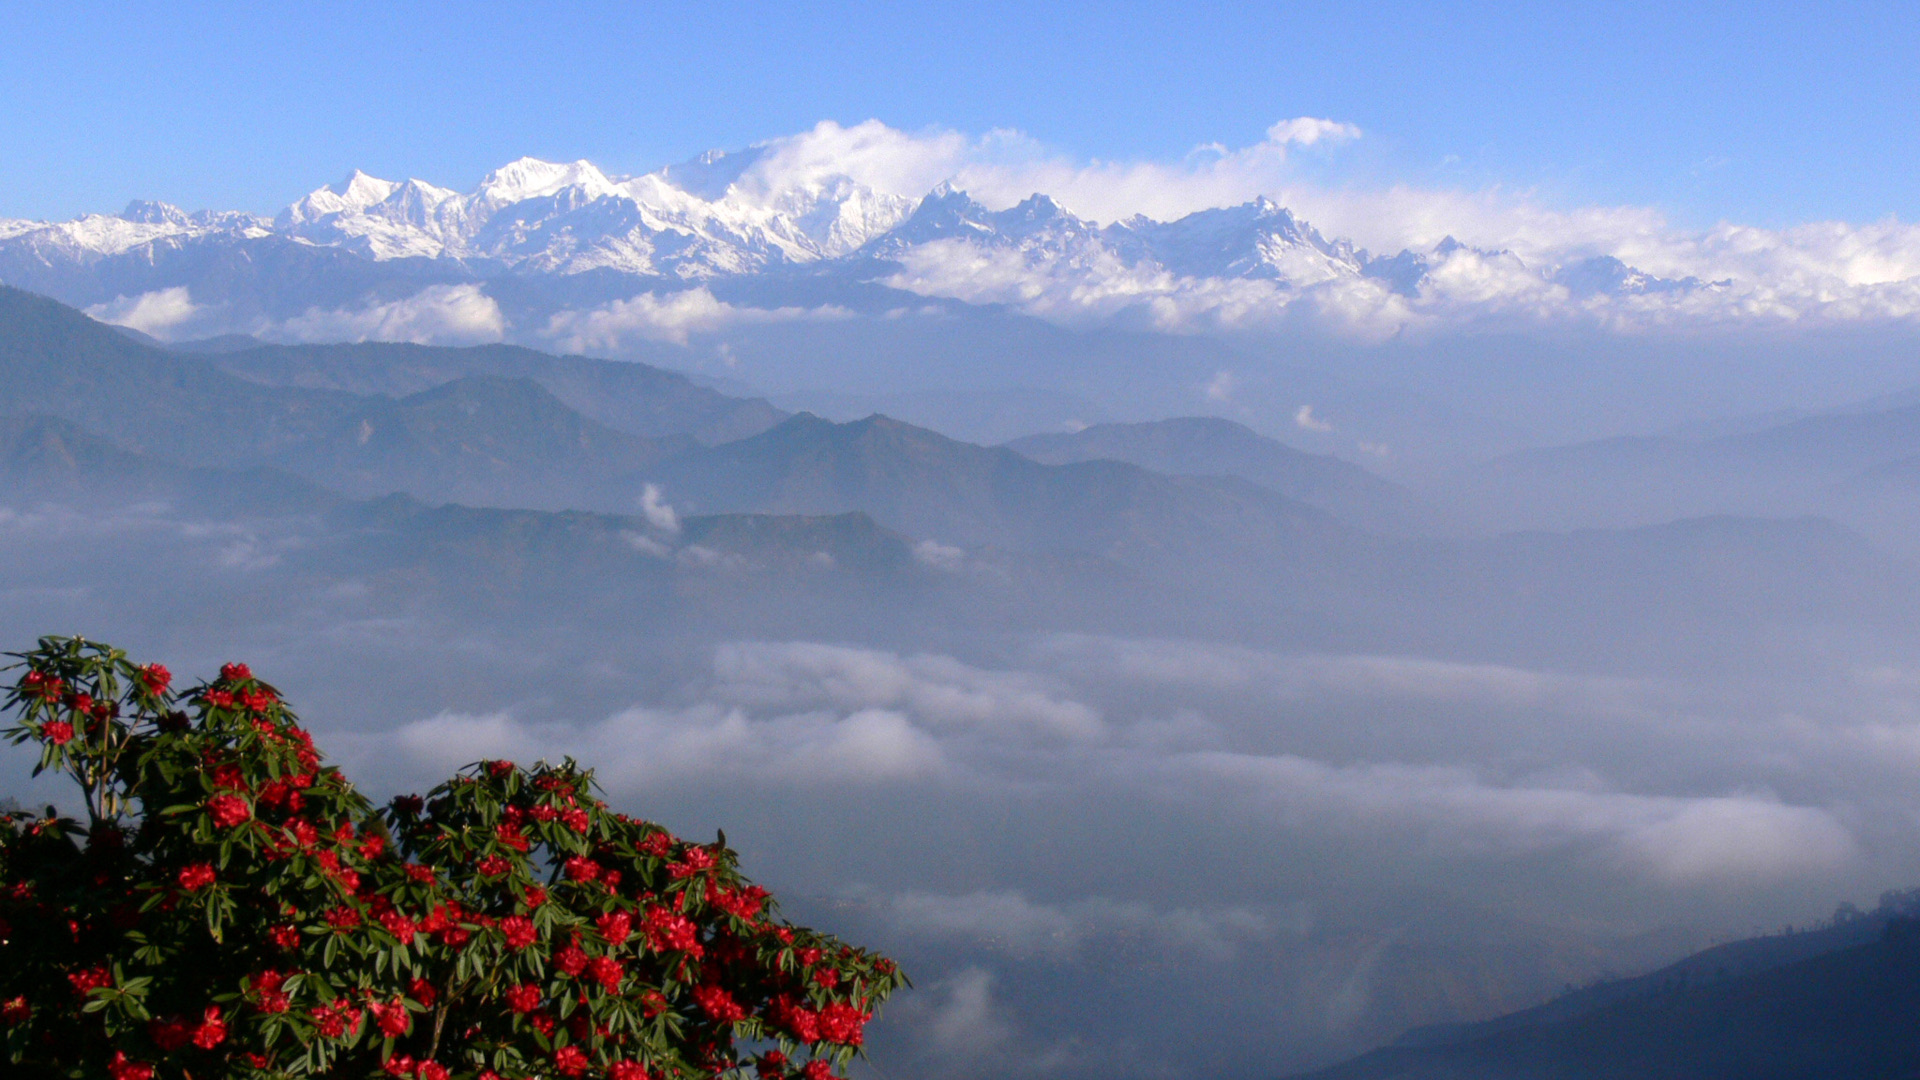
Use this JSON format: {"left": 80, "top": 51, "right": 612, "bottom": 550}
{"left": 540, "top": 287, "right": 850, "bottom": 350}
{"left": 921, "top": 968, "right": 1015, "bottom": 1055}
{"left": 913, "top": 539, "right": 967, "bottom": 571}
{"left": 728, "top": 121, "right": 1920, "bottom": 337}
{"left": 710, "top": 641, "right": 1105, "bottom": 741}
{"left": 878, "top": 889, "right": 1284, "bottom": 962}
{"left": 1265, "top": 118, "right": 1364, "bottom": 147}
{"left": 738, "top": 117, "right": 1362, "bottom": 226}
{"left": 639, "top": 483, "right": 680, "bottom": 535}
{"left": 385, "top": 702, "right": 948, "bottom": 790}
{"left": 1294, "top": 405, "right": 1334, "bottom": 432}
{"left": 273, "top": 283, "right": 505, "bottom": 345}
{"left": 84, "top": 286, "right": 202, "bottom": 339}
{"left": 1180, "top": 751, "right": 1856, "bottom": 884}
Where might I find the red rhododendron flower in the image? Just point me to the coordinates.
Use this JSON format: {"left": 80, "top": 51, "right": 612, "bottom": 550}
{"left": 220, "top": 662, "right": 252, "bottom": 682}
{"left": 553, "top": 1045, "right": 589, "bottom": 1077}
{"left": 418, "top": 1064, "right": 450, "bottom": 1080}
{"left": 381, "top": 909, "right": 419, "bottom": 944}
{"left": 41, "top": 719, "right": 74, "bottom": 745}
{"left": 668, "top": 845, "right": 716, "bottom": 879}
{"left": 523, "top": 885, "right": 547, "bottom": 908}
{"left": 812, "top": 968, "right": 839, "bottom": 988}
{"left": 192, "top": 1006, "right": 228, "bottom": 1049}
{"left": 642, "top": 906, "right": 703, "bottom": 955}
{"left": 486, "top": 760, "right": 515, "bottom": 777}
{"left": 638, "top": 831, "right": 673, "bottom": 857}
{"left": 177, "top": 862, "right": 216, "bottom": 890}
{"left": 138, "top": 664, "right": 171, "bottom": 695}
{"left": 610, "top": 1062, "right": 654, "bottom": 1080}
{"left": 405, "top": 862, "right": 436, "bottom": 883}
{"left": 801, "top": 1061, "right": 835, "bottom": 1080}
{"left": 206, "top": 794, "right": 251, "bottom": 828}
{"left": 500, "top": 915, "right": 538, "bottom": 950}
{"left": 562, "top": 806, "right": 591, "bottom": 832}
{"left": 818, "top": 1002, "right": 869, "bottom": 1045}
{"left": 476, "top": 855, "right": 511, "bottom": 876}
{"left": 107, "top": 1052, "right": 155, "bottom": 1080}
{"left": 381, "top": 1054, "right": 416, "bottom": 1078}
{"left": 554, "top": 944, "right": 588, "bottom": 975}
{"left": 67, "top": 966, "right": 111, "bottom": 995}
{"left": 252, "top": 970, "right": 291, "bottom": 1013}
{"left": 563, "top": 856, "right": 601, "bottom": 881}
{"left": 691, "top": 983, "right": 746, "bottom": 1023}
{"left": 587, "top": 955, "right": 625, "bottom": 991}
{"left": 596, "top": 910, "right": 631, "bottom": 944}
{"left": 769, "top": 995, "right": 820, "bottom": 1042}
{"left": 270, "top": 922, "right": 301, "bottom": 948}
{"left": 372, "top": 998, "right": 411, "bottom": 1037}
{"left": 755, "top": 1051, "right": 789, "bottom": 1079}
{"left": 504, "top": 983, "right": 542, "bottom": 1013}
{"left": 640, "top": 989, "right": 669, "bottom": 1017}
{"left": 0, "top": 996, "right": 29, "bottom": 1024}
{"left": 530, "top": 1011, "right": 558, "bottom": 1036}
{"left": 711, "top": 884, "right": 769, "bottom": 921}
{"left": 409, "top": 977, "right": 437, "bottom": 1007}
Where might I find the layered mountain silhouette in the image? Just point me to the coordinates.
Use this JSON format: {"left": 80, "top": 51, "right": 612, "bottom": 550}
{"left": 1004, "top": 416, "right": 1434, "bottom": 534}
{"left": 0, "top": 285, "right": 1908, "bottom": 664}
{"left": 1290, "top": 904, "right": 1920, "bottom": 1080}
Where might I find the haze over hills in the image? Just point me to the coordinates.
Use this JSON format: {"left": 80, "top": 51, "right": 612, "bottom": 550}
{"left": 3, "top": 284, "right": 1920, "bottom": 1079}
{"left": 1004, "top": 416, "right": 1435, "bottom": 535}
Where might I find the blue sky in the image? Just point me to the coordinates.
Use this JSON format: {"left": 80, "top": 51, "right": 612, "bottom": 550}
{"left": 2, "top": 1, "right": 1914, "bottom": 227}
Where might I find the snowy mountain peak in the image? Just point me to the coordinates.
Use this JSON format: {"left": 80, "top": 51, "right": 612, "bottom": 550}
{"left": 476, "top": 158, "right": 616, "bottom": 206}
{"left": 1, "top": 150, "right": 1712, "bottom": 313}
{"left": 120, "top": 200, "right": 192, "bottom": 226}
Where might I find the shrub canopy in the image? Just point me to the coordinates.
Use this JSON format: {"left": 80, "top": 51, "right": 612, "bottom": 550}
{"left": 0, "top": 636, "right": 904, "bottom": 1080}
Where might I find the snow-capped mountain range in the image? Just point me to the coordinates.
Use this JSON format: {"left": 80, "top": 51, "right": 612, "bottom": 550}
{"left": 0, "top": 148, "right": 1705, "bottom": 328}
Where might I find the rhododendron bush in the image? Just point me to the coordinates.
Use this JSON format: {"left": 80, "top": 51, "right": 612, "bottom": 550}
{"left": 0, "top": 637, "right": 905, "bottom": 1080}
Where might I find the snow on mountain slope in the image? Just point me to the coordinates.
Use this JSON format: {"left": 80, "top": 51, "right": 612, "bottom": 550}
{"left": 0, "top": 147, "right": 1734, "bottom": 339}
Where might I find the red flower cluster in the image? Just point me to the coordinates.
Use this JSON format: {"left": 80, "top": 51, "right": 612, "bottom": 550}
{"left": 308, "top": 998, "right": 363, "bottom": 1039}
{"left": 642, "top": 905, "right": 702, "bottom": 956}
{"left": 107, "top": 1051, "right": 155, "bottom": 1080}
{"left": 0, "top": 644, "right": 907, "bottom": 1080}
{"left": 176, "top": 863, "right": 216, "bottom": 891}
{"left": 692, "top": 983, "right": 747, "bottom": 1023}
{"left": 499, "top": 915, "right": 538, "bottom": 950}
{"left": 206, "top": 794, "right": 251, "bottom": 828}
{"left": 503, "top": 983, "right": 542, "bottom": 1013}
{"left": 250, "top": 970, "right": 291, "bottom": 1013}
{"left": 151, "top": 1007, "right": 227, "bottom": 1051}
{"left": 369, "top": 996, "right": 412, "bottom": 1037}
{"left": 595, "top": 909, "right": 631, "bottom": 944}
